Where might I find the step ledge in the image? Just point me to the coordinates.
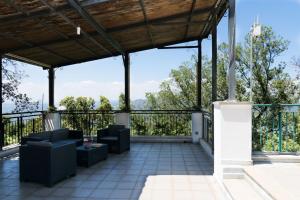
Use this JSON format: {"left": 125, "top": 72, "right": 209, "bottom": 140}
{"left": 243, "top": 170, "right": 275, "bottom": 200}
{"left": 253, "top": 154, "right": 300, "bottom": 163}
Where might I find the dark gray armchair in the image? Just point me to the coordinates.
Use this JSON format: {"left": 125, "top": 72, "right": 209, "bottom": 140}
{"left": 97, "top": 125, "right": 130, "bottom": 154}
{"left": 19, "top": 141, "right": 77, "bottom": 187}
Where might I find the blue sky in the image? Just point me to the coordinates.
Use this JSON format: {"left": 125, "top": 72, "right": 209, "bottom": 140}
{"left": 8, "top": 0, "right": 300, "bottom": 110}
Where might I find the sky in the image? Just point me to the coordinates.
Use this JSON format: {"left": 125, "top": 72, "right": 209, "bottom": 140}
{"left": 5, "top": 0, "right": 300, "bottom": 110}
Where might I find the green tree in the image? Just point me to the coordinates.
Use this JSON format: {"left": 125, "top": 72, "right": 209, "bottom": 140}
{"left": 98, "top": 96, "right": 113, "bottom": 111}
{"left": 59, "top": 96, "right": 95, "bottom": 132}
{"left": 143, "top": 25, "right": 299, "bottom": 143}
{"left": 97, "top": 96, "right": 113, "bottom": 128}
{"left": 146, "top": 26, "right": 298, "bottom": 110}
{"left": 2, "top": 58, "right": 39, "bottom": 112}
{"left": 237, "top": 26, "right": 298, "bottom": 104}
{"left": 60, "top": 96, "right": 95, "bottom": 111}
{"left": 118, "top": 93, "right": 126, "bottom": 110}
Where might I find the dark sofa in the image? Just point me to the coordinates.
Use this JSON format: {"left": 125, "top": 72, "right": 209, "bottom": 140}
{"left": 19, "top": 128, "right": 83, "bottom": 186}
{"left": 21, "top": 128, "right": 83, "bottom": 146}
{"left": 19, "top": 140, "right": 77, "bottom": 187}
{"left": 97, "top": 125, "right": 130, "bottom": 154}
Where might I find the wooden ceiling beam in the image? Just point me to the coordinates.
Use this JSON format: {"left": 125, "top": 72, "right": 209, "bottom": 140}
{"left": 0, "top": 32, "right": 72, "bottom": 63}
{"left": 67, "top": 0, "right": 124, "bottom": 55}
{"left": 0, "top": 0, "right": 111, "bottom": 25}
{"left": 57, "top": 36, "right": 204, "bottom": 67}
{"left": 108, "top": 6, "right": 211, "bottom": 32}
{"left": 201, "top": 0, "right": 228, "bottom": 38}
{"left": 39, "top": 0, "right": 112, "bottom": 55}
{"left": 4, "top": 0, "right": 99, "bottom": 58}
{"left": 184, "top": 0, "right": 197, "bottom": 39}
{"left": 4, "top": 53, "right": 51, "bottom": 68}
{"left": 0, "top": 1, "right": 74, "bottom": 64}
{"left": 139, "top": 0, "right": 155, "bottom": 47}
{"left": 1, "top": 6, "right": 211, "bottom": 53}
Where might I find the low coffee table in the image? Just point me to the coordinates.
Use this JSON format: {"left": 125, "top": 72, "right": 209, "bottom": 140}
{"left": 76, "top": 143, "right": 108, "bottom": 167}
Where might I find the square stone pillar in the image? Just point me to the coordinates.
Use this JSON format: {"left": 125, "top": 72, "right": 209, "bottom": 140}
{"left": 44, "top": 112, "right": 61, "bottom": 131}
{"left": 192, "top": 112, "right": 203, "bottom": 144}
{"left": 115, "top": 112, "right": 130, "bottom": 128}
{"left": 213, "top": 101, "right": 253, "bottom": 181}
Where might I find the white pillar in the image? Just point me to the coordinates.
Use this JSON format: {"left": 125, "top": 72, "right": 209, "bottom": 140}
{"left": 192, "top": 112, "right": 203, "bottom": 143}
{"left": 115, "top": 112, "right": 130, "bottom": 128}
{"left": 213, "top": 101, "right": 253, "bottom": 181}
{"left": 44, "top": 112, "right": 61, "bottom": 131}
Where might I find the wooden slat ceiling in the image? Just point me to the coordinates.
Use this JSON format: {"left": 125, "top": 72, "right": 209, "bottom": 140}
{"left": 0, "top": 0, "right": 228, "bottom": 68}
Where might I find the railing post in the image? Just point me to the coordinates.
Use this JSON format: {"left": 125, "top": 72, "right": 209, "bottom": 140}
{"left": 42, "top": 112, "right": 46, "bottom": 131}
{"left": 278, "top": 112, "right": 282, "bottom": 152}
{"left": 17, "top": 117, "right": 20, "bottom": 143}
{"left": 116, "top": 112, "right": 130, "bottom": 128}
{"left": 192, "top": 112, "right": 203, "bottom": 143}
{"left": 20, "top": 116, "right": 23, "bottom": 140}
{"left": 44, "top": 112, "right": 61, "bottom": 131}
{"left": 213, "top": 102, "right": 253, "bottom": 181}
{"left": 32, "top": 118, "right": 35, "bottom": 133}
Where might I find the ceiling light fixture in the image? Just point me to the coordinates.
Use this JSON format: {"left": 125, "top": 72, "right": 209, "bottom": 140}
{"left": 77, "top": 26, "right": 81, "bottom": 35}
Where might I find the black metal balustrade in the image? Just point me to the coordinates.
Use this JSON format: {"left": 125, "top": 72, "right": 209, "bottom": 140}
{"left": 130, "top": 110, "right": 192, "bottom": 136}
{"left": 1, "top": 110, "right": 206, "bottom": 148}
{"left": 59, "top": 110, "right": 116, "bottom": 137}
{"left": 3, "top": 111, "right": 44, "bottom": 147}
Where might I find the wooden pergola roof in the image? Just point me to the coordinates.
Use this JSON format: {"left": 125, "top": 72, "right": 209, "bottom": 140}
{"left": 0, "top": 0, "right": 228, "bottom": 68}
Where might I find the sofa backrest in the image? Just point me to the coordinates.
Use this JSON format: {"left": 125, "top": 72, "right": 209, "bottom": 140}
{"left": 27, "top": 141, "right": 52, "bottom": 148}
{"left": 50, "top": 128, "right": 69, "bottom": 142}
{"left": 27, "top": 131, "right": 52, "bottom": 139}
{"left": 108, "top": 125, "right": 125, "bottom": 133}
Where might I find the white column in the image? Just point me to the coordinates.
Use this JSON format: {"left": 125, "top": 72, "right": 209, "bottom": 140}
{"left": 44, "top": 112, "right": 61, "bottom": 131}
{"left": 115, "top": 112, "right": 130, "bottom": 128}
{"left": 213, "top": 101, "right": 253, "bottom": 181}
{"left": 192, "top": 112, "right": 203, "bottom": 143}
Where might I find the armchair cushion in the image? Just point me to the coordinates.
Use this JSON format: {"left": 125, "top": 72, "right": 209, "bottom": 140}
{"left": 50, "top": 129, "right": 69, "bottom": 142}
{"left": 108, "top": 125, "right": 126, "bottom": 134}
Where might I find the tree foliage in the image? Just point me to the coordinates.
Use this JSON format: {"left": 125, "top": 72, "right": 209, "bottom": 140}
{"left": 98, "top": 96, "right": 112, "bottom": 111}
{"left": 59, "top": 96, "right": 95, "bottom": 111}
{"left": 145, "top": 26, "right": 299, "bottom": 112}
{"left": 118, "top": 93, "right": 126, "bottom": 110}
{"left": 2, "top": 58, "right": 39, "bottom": 112}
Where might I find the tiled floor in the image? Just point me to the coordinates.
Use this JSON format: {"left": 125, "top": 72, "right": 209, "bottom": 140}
{"left": 0, "top": 143, "right": 225, "bottom": 200}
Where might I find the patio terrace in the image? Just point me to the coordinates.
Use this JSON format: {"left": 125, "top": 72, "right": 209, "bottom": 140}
{"left": 0, "top": 143, "right": 225, "bottom": 200}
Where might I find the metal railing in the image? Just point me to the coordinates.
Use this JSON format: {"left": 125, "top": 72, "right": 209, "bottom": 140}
{"left": 130, "top": 110, "right": 192, "bottom": 136}
{"left": 3, "top": 111, "right": 44, "bottom": 147}
{"left": 202, "top": 111, "right": 213, "bottom": 148}
{"left": 0, "top": 109, "right": 197, "bottom": 148}
{"left": 59, "top": 110, "right": 116, "bottom": 136}
{"left": 252, "top": 104, "right": 300, "bottom": 152}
